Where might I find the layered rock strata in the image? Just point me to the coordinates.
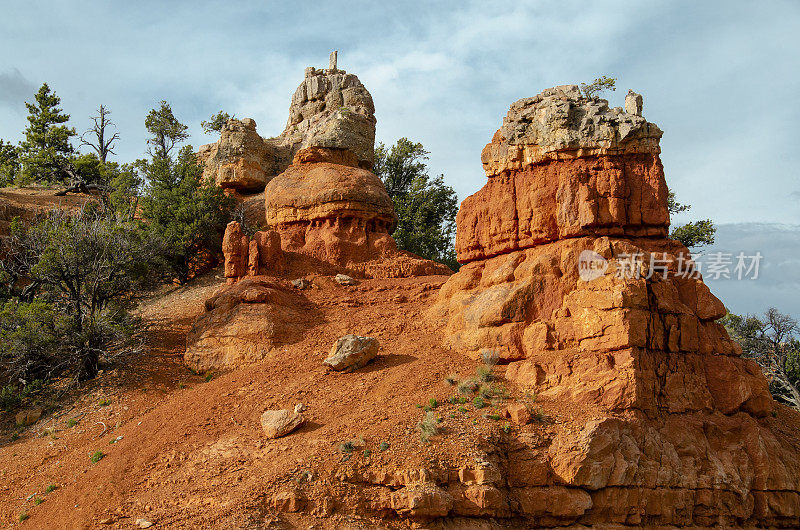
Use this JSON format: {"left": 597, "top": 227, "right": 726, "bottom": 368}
{"left": 264, "top": 147, "right": 397, "bottom": 265}
{"left": 426, "top": 86, "right": 800, "bottom": 526}
{"left": 197, "top": 64, "right": 375, "bottom": 191}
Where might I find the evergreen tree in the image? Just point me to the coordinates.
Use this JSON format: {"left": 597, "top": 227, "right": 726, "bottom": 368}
{"left": 668, "top": 191, "right": 716, "bottom": 249}
{"left": 0, "top": 140, "right": 19, "bottom": 186}
{"left": 18, "top": 83, "right": 75, "bottom": 184}
{"left": 2, "top": 208, "right": 152, "bottom": 382}
{"left": 139, "top": 146, "right": 234, "bottom": 284}
{"left": 201, "top": 111, "right": 233, "bottom": 134}
{"left": 145, "top": 100, "right": 188, "bottom": 159}
{"left": 374, "top": 138, "right": 459, "bottom": 269}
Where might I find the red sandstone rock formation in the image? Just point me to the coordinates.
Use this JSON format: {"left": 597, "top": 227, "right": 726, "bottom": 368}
{"left": 428, "top": 85, "right": 800, "bottom": 526}
{"left": 185, "top": 277, "right": 318, "bottom": 372}
{"left": 188, "top": 64, "right": 450, "bottom": 371}
{"left": 264, "top": 148, "right": 397, "bottom": 264}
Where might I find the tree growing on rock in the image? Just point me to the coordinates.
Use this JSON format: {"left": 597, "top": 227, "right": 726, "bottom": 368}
{"left": 374, "top": 138, "right": 459, "bottom": 270}
{"left": 723, "top": 308, "right": 800, "bottom": 409}
{"left": 17, "top": 83, "right": 76, "bottom": 184}
{"left": 201, "top": 111, "right": 233, "bottom": 134}
{"left": 668, "top": 191, "right": 716, "bottom": 249}
{"left": 580, "top": 76, "right": 617, "bottom": 98}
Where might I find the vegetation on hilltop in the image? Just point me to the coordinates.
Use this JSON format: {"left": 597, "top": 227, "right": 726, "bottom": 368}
{"left": 724, "top": 308, "right": 800, "bottom": 410}
{"left": 0, "top": 84, "right": 235, "bottom": 407}
{"left": 374, "top": 138, "right": 459, "bottom": 270}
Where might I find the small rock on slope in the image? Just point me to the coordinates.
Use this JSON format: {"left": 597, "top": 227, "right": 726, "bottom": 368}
{"left": 335, "top": 274, "right": 358, "bottom": 286}
{"left": 260, "top": 409, "right": 305, "bottom": 439}
{"left": 324, "top": 335, "right": 378, "bottom": 371}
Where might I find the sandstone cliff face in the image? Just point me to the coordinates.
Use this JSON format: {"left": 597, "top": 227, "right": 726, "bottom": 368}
{"left": 427, "top": 87, "right": 800, "bottom": 526}
{"left": 198, "top": 66, "right": 376, "bottom": 191}
{"left": 459, "top": 85, "right": 668, "bottom": 263}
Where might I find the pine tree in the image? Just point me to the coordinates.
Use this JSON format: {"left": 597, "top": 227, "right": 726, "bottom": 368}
{"left": 374, "top": 138, "right": 459, "bottom": 269}
{"left": 139, "top": 146, "right": 234, "bottom": 284}
{"left": 18, "top": 83, "right": 76, "bottom": 184}
{"left": 0, "top": 140, "right": 19, "bottom": 186}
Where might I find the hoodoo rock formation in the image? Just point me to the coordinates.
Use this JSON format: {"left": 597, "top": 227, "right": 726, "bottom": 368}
{"left": 428, "top": 86, "right": 800, "bottom": 526}
{"left": 197, "top": 64, "right": 376, "bottom": 191}
{"left": 186, "top": 61, "right": 449, "bottom": 370}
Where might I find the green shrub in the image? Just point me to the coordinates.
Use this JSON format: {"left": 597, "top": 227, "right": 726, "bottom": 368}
{"left": 418, "top": 411, "right": 440, "bottom": 442}
{"left": 339, "top": 441, "right": 354, "bottom": 454}
{"left": 139, "top": 146, "right": 235, "bottom": 285}
{"left": 90, "top": 450, "right": 105, "bottom": 463}
{"left": 45, "top": 484, "right": 58, "bottom": 494}
{"left": 378, "top": 441, "right": 390, "bottom": 452}
{"left": 476, "top": 366, "right": 493, "bottom": 383}
{"left": 457, "top": 379, "right": 479, "bottom": 395}
{"left": 0, "top": 385, "right": 19, "bottom": 411}
{"left": 473, "top": 397, "right": 487, "bottom": 409}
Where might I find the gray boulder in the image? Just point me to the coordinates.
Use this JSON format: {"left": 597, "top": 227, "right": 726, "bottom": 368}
{"left": 334, "top": 273, "right": 358, "bottom": 286}
{"left": 324, "top": 335, "right": 379, "bottom": 372}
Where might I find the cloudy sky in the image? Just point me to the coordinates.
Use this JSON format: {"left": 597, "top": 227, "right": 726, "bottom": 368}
{"left": 1, "top": 0, "right": 798, "bottom": 316}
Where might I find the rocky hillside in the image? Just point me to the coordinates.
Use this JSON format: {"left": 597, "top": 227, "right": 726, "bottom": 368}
{"left": 2, "top": 73, "right": 800, "bottom": 529}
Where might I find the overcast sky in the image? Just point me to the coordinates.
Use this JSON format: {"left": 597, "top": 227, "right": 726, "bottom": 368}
{"left": 1, "top": 0, "right": 798, "bottom": 315}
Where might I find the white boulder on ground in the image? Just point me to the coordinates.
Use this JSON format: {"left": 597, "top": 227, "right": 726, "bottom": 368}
{"left": 260, "top": 409, "right": 305, "bottom": 439}
{"left": 334, "top": 273, "right": 358, "bottom": 286}
{"left": 324, "top": 334, "right": 379, "bottom": 371}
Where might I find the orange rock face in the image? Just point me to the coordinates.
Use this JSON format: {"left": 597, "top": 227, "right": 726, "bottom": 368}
{"left": 264, "top": 154, "right": 398, "bottom": 266}
{"left": 220, "top": 147, "right": 450, "bottom": 281}
{"left": 430, "top": 86, "right": 800, "bottom": 526}
{"left": 184, "top": 277, "right": 319, "bottom": 372}
{"left": 457, "top": 154, "right": 669, "bottom": 262}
